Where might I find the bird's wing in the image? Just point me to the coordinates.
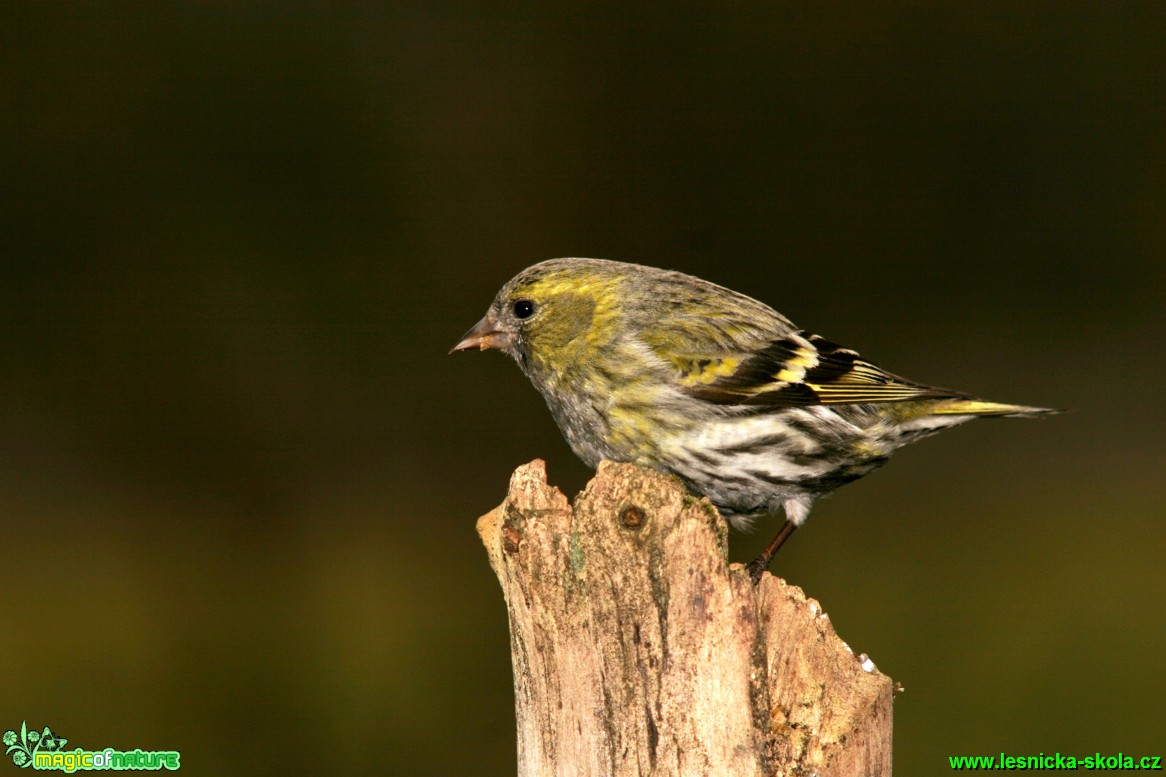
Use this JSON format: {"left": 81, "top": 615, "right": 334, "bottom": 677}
{"left": 668, "top": 332, "right": 967, "bottom": 408}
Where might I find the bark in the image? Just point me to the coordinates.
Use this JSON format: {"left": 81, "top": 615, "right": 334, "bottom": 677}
{"left": 477, "top": 459, "right": 894, "bottom": 777}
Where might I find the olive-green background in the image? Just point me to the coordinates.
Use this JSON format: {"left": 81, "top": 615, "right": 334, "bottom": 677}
{"left": 3, "top": 3, "right": 1163, "bottom": 774}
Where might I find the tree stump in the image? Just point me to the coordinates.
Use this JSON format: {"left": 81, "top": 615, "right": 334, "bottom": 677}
{"left": 477, "top": 459, "right": 893, "bottom": 777}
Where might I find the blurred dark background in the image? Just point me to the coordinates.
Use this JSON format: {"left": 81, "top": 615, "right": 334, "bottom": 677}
{"left": 2, "top": 3, "right": 1163, "bottom": 774}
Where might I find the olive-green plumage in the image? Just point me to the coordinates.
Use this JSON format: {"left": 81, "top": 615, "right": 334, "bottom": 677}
{"left": 453, "top": 258, "right": 1056, "bottom": 576}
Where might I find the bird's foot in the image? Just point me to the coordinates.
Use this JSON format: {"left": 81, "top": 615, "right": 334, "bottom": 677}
{"left": 746, "top": 556, "right": 768, "bottom": 585}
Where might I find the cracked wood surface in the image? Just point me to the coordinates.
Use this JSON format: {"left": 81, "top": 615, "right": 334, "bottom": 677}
{"left": 477, "top": 459, "right": 893, "bottom": 777}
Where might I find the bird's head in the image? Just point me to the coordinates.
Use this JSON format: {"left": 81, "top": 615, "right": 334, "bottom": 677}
{"left": 451, "top": 259, "right": 629, "bottom": 376}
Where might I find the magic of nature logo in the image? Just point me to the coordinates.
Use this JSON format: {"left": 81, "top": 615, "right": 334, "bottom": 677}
{"left": 3, "top": 722, "right": 179, "bottom": 772}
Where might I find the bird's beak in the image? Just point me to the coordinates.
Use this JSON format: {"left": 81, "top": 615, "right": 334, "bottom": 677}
{"left": 450, "top": 314, "right": 513, "bottom": 353}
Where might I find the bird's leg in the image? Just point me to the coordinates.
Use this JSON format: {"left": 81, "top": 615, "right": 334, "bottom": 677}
{"left": 746, "top": 519, "right": 797, "bottom": 585}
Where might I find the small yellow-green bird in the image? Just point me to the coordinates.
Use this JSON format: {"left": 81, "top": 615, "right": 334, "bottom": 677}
{"left": 453, "top": 258, "right": 1056, "bottom": 582}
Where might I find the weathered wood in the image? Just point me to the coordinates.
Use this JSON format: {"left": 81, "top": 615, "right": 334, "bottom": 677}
{"left": 477, "top": 459, "right": 893, "bottom": 777}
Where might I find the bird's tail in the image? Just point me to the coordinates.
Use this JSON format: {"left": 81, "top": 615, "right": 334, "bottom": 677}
{"left": 929, "top": 399, "right": 1062, "bottom": 418}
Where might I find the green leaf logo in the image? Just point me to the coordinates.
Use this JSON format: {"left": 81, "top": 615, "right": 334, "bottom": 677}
{"left": 4, "top": 722, "right": 67, "bottom": 768}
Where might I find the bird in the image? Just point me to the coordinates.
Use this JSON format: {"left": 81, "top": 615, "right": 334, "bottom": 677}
{"left": 452, "top": 258, "right": 1057, "bottom": 582}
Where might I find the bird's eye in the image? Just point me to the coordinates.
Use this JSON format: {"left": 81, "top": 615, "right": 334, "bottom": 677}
{"left": 513, "top": 299, "right": 536, "bottom": 319}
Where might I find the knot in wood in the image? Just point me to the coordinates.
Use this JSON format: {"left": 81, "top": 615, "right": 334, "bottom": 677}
{"left": 502, "top": 526, "right": 522, "bottom": 554}
{"left": 619, "top": 504, "right": 646, "bottom": 530}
